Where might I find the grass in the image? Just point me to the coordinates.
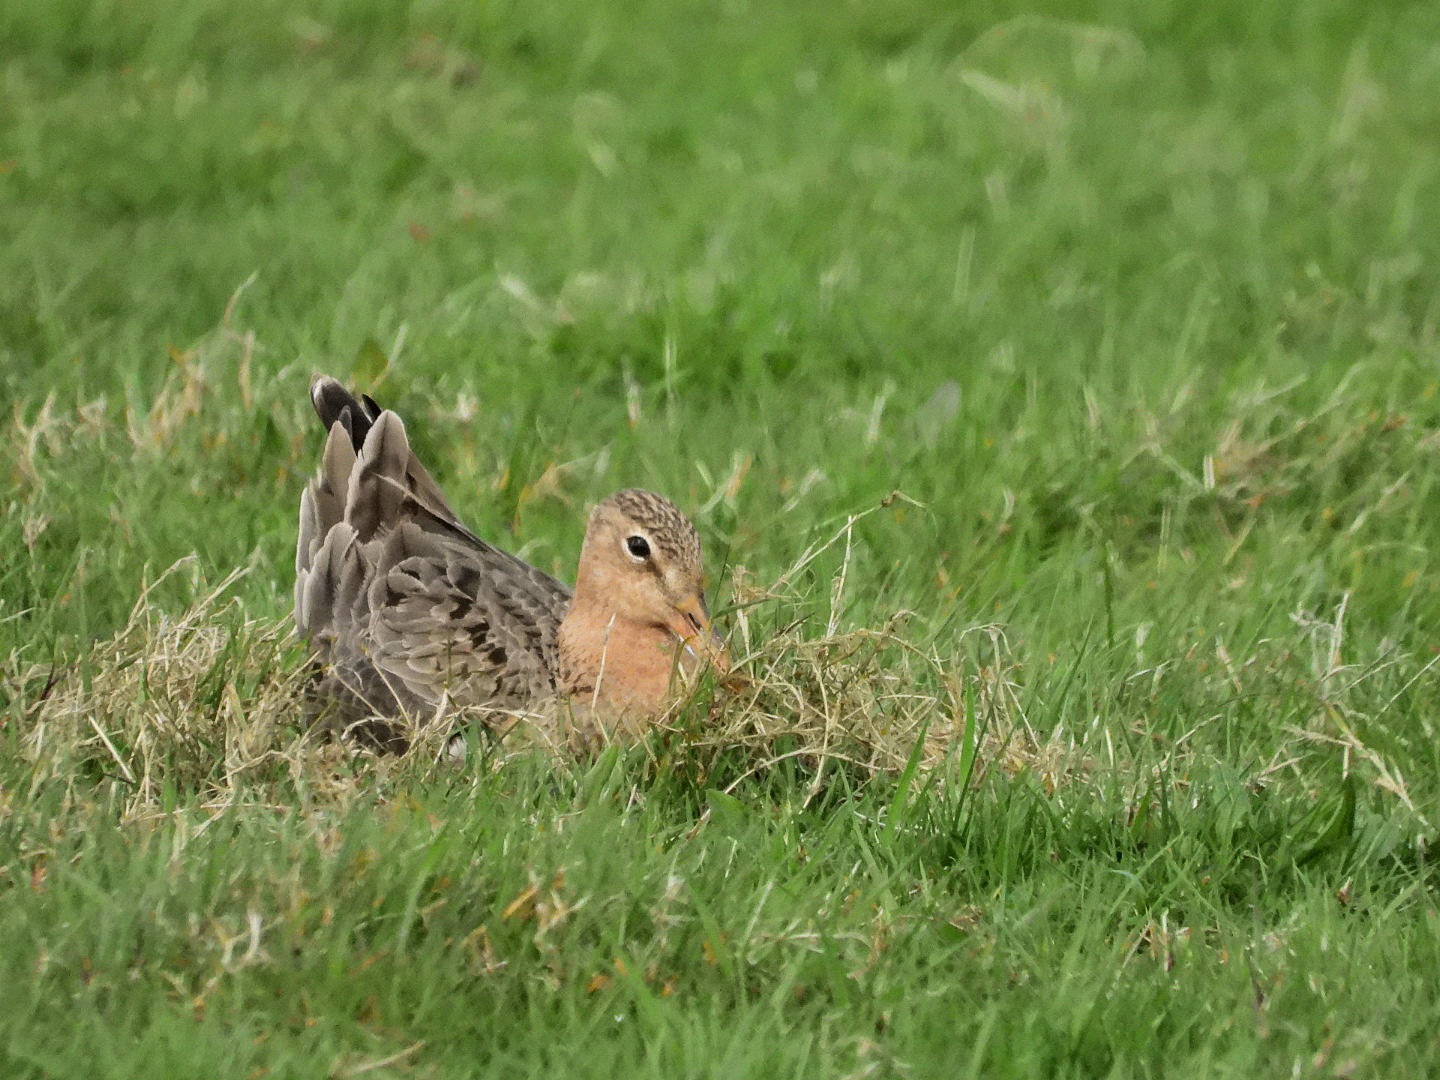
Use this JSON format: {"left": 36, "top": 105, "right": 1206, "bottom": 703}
{"left": 4, "top": 0, "right": 1440, "bottom": 1075}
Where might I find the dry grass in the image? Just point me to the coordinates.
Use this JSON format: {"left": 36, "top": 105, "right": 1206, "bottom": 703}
{"left": 7, "top": 561, "right": 316, "bottom": 818}
{"left": 669, "top": 615, "right": 1081, "bottom": 802}
{"left": 5, "top": 546, "right": 1081, "bottom": 822}
{"left": 16, "top": 502, "right": 1426, "bottom": 837}
{"left": 5, "top": 375, "right": 1431, "bottom": 850}
{"left": 3, "top": 354, "right": 1427, "bottom": 838}
{"left": 4, "top": 340, "right": 1086, "bottom": 823}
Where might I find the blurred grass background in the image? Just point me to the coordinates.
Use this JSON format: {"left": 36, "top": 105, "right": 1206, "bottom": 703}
{"left": 4, "top": 0, "right": 1440, "bottom": 1076}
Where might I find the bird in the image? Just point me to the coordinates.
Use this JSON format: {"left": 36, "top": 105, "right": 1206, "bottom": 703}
{"left": 294, "top": 376, "right": 726, "bottom": 749}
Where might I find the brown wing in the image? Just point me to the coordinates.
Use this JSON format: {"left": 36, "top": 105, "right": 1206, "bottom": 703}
{"left": 296, "top": 377, "right": 571, "bottom": 722}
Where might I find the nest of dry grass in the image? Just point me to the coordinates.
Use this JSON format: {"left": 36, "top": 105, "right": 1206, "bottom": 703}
{"left": 4, "top": 549, "right": 1088, "bottom": 821}
{"left": 7, "top": 563, "right": 319, "bottom": 817}
{"left": 649, "top": 611, "right": 1074, "bottom": 800}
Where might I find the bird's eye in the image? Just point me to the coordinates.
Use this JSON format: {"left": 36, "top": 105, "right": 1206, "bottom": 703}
{"left": 625, "top": 535, "right": 651, "bottom": 560}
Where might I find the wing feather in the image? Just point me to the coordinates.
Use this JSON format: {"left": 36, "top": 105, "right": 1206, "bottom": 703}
{"left": 295, "top": 377, "right": 571, "bottom": 727}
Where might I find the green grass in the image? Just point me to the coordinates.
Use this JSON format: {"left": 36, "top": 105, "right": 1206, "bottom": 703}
{"left": 5, "top": 0, "right": 1440, "bottom": 1075}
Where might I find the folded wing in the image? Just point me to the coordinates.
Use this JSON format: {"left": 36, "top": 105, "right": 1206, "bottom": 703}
{"left": 295, "top": 377, "right": 571, "bottom": 721}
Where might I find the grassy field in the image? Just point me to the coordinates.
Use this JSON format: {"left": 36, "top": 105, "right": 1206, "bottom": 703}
{"left": 5, "top": 0, "right": 1440, "bottom": 1075}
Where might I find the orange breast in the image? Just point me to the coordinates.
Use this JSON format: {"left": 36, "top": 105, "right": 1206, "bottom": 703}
{"left": 557, "top": 606, "right": 700, "bottom": 716}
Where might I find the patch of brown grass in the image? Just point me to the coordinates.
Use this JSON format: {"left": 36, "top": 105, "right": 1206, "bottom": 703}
{"left": 658, "top": 613, "right": 1079, "bottom": 803}
{"left": 7, "top": 561, "right": 324, "bottom": 818}
{"left": 6, "top": 550, "right": 1086, "bottom": 819}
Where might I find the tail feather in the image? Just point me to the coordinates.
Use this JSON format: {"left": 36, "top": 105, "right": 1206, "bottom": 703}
{"left": 345, "top": 412, "right": 411, "bottom": 540}
{"left": 295, "top": 417, "right": 359, "bottom": 585}
{"left": 294, "top": 374, "right": 574, "bottom": 729}
{"left": 310, "top": 376, "right": 380, "bottom": 452}
{"left": 296, "top": 514, "right": 347, "bottom": 640}
{"left": 309, "top": 375, "right": 457, "bottom": 520}
{"left": 295, "top": 374, "right": 469, "bottom": 686}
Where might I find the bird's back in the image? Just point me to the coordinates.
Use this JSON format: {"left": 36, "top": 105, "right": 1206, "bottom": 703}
{"left": 295, "top": 378, "right": 572, "bottom": 731}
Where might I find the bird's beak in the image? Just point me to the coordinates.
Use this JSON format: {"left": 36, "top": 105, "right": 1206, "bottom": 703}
{"left": 670, "top": 593, "right": 729, "bottom": 672}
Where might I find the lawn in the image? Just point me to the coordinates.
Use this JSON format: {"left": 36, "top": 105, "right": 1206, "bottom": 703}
{"left": 3, "top": 0, "right": 1440, "bottom": 1076}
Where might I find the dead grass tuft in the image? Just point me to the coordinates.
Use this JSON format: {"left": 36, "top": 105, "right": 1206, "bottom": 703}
{"left": 8, "top": 560, "right": 320, "bottom": 818}
{"left": 6, "top": 552, "right": 1429, "bottom": 836}
{"left": 644, "top": 501, "right": 1088, "bottom": 800}
{"left": 5, "top": 551, "right": 1088, "bottom": 817}
{"left": 655, "top": 615, "right": 1080, "bottom": 803}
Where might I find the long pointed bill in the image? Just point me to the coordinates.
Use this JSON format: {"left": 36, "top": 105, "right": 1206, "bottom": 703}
{"left": 669, "top": 593, "right": 729, "bottom": 672}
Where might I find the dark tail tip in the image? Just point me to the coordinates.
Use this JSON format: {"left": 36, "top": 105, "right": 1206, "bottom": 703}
{"left": 310, "top": 375, "right": 383, "bottom": 452}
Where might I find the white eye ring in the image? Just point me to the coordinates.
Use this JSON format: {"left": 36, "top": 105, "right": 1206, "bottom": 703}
{"left": 624, "top": 534, "right": 651, "bottom": 561}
